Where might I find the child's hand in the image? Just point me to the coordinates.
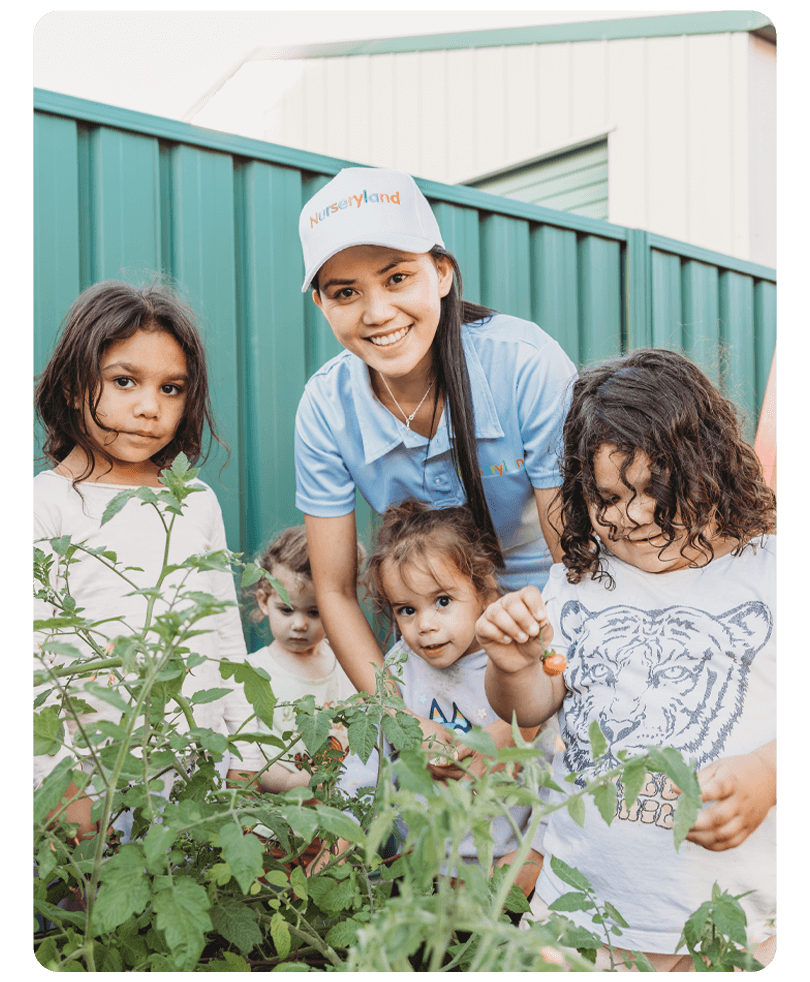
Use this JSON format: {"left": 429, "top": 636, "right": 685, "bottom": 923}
{"left": 306, "top": 837, "right": 352, "bottom": 876}
{"left": 475, "top": 587, "right": 554, "bottom": 675}
{"left": 495, "top": 847, "right": 544, "bottom": 898}
{"left": 679, "top": 743, "right": 776, "bottom": 851}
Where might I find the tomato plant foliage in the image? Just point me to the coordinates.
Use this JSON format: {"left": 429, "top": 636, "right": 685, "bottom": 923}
{"left": 34, "top": 455, "right": 766, "bottom": 971}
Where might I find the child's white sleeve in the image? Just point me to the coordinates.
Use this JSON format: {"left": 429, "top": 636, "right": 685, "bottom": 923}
{"left": 201, "top": 489, "right": 262, "bottom": 772}
{"left": 34, "top": 492, "right": 77, "bottom": 785}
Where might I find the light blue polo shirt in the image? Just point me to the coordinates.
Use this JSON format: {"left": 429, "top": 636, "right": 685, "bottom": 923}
{"left": 294, "top": 313, "right": 577, "bottom": 591}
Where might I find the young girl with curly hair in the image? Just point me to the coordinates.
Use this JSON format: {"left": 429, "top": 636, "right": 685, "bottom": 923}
{"left": 331, "top": 500, "right": 555, "bottom": 898}
{"left": 478, "top": 348, "right": 776, "bottom": 969}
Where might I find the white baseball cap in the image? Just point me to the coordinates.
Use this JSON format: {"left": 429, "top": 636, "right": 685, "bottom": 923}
{"left": 298, "top": 167, "right": 445, "bottom": 292}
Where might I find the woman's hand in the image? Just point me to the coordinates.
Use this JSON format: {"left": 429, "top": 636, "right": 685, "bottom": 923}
{"left": 680, "top": 741, "right": 776, "bottom": 851}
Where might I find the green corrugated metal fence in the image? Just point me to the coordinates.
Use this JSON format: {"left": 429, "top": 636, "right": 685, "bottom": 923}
{"left": 34, "top": 88, "right": 777, "bottom": 576}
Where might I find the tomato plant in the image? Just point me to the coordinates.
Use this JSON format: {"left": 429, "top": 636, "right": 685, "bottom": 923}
{"left": 34, "top": 455, "right": 768, "bottom": 971}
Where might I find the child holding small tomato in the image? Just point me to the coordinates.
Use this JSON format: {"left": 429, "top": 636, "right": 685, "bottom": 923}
{"left": 477, "top": 349, "right": 776, "bottom": 969}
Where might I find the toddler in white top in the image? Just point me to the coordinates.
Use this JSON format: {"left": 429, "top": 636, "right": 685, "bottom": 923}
{"left": 236, "top": 526, "right": 360, "bottom": 794}
{"left": 478, "top": 348, "right": 776, "bottom": 970}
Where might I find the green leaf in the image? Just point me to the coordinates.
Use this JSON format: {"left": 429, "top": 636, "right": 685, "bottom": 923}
{"left": 298, "top": 710, "right": 333, "bottom": 755}
{"left": 592, "top": 781, "right": 617, "bottom": 826}
{"left": 313, "top": 805, "right": 365, "bottom": 844}
{"left": 289, "top": 864, "right": 309, "bottom": 903}
{"left": 325, "top": 918, "right": 359, "bottom": 949}
{"left": 550, "top": 854, "right": 593, "bottom": 893}
{"left": 240, "top": 564, "right": 287, "bottom": 603}
{"left": 455, "top": 727, "right": 498, "bottom": 758}
{"left": 647, "top": 746, "right": 700, "bottom": 798}
{"left": 34, "top": 706, "right": 64, "bottom": 756}
{"left": 189, "top": 686, "right": 235, "bottom": 705}
{"left": 143, "top": 824, "right": 177, "bottom": 875}
{"left": 220, "top": 659, "right": 276, "bottom": 728}
{"left": 170, "top": 451, "right": 191, "bottom": 477}
{"left": 672, "top": 787, "right": 701, "bottom": 851}
{"left": 380, "top": 710, "right": 421, "bottom": 752}
{"left": 197, "top": 951, "right": 253, "bottom": 972}
{"left": 152, "top": 878, "right": 212, "bottom": 971}
{"left": 216, "top": 824, "right": 265, "bottom": 894}
{"left": 270, "top": 911, "right": 291, "bottom": 960}
{"left": 210, "top": 897, "right": 263, "bottom": 955}
{"left": 277, "top": 805, "right": 321, "bottom": 844}
{"left": 307, "top": 873, "right": 358, "bottom": 916}
{"left": 588, "top": 720, "right": 609, "bottom": 760}
{"left": 620, "top": 759, "right": 648, "bottom": 813}
{"left": 347, "top": 715, "right": 378, "bottom": 763}
{"left": 566, "top": 793, "right": 586, "bottom": 828}
{"left": 49, "top": 535, "right": 74, "bottom": 557}
{"left": 710, "top": 895, "right": 749, "bottom": 946}
{"left": 100, "top": 489, "right": 139, "bottom": 526}
{"left": 548, "top": 891, "right": 594, "bottom": 913}
{"left": 83, "top": 679, "right": 131, "bottom": 714}
{"left": 93, "top": 845, "right": 152, "bottom": 934}
{"left": 603, "top": 900, "right": 630, "bottom": 928}
{"left": 39, "top": 641, "right": 83, "bottom": 659}
{"left": 392, "top": 750, "right": 436, "bottom": 797}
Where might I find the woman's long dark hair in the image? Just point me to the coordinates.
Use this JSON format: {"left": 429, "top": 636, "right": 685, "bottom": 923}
{"left": 428, "top": 246, "right": 503, "bottom": 568}
{"left": 560, "top": 348, "right": 776, "bottom": 585}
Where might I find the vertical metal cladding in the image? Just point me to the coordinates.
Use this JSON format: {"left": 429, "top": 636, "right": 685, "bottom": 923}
{"left": 34, "top": 89, "right": 777, "bottom": 568}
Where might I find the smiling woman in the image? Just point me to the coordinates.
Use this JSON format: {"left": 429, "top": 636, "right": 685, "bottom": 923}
{"left": 311, "top": 246, "right": 452, "bottom": 391}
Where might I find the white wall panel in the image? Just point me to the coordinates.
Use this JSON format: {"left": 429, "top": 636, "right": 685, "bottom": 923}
{"left": 346, "top": 55, "right": 372, "bottom": 166}
{"left": 446, "top": 47, "right": 476, "bottom": 183}
{"left": 730, "top": 32, "right": 751, "bottom": 261}
{"left": 747, "top": 35, "right": 776, "bottom": 267}
{"left": 605, "top": 37, "right": 647, "bottom": 231}
{"left": 505, "top": 44, "right": 539, "bottom": 165}
{"left": 535, "top": 42, "right": 573, "bottom": 154}
{"left": 369, "top": 53, "right": 397, "bottom": 168}
{"left": 393, "top": 52, "right": 423, "bottom": 176}
{"left": 472, "top": 47, "right": 509, "bottom": 177}
{"left": 571, "top": 40, "right": 608, "bottom": 140}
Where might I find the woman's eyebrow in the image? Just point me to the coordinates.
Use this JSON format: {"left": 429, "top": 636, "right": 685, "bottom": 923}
{"left": 375, "top": 257, "right": 411, "bottom": 276}
{"left": 320, "top": 276, "right": 356, "bottom": 291}
{"left": 322, "top": 258, "right": 412, "bottom": 292}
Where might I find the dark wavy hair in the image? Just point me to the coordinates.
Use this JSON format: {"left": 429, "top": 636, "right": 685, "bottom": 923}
{"left": 312, "top": 246, "right": 503, "bottom": 568}
{"left": 35, "top": 279, "right": 222, "bottom": 484}
{"left": 366, "top": 500, "right": 500, "bottom": 634}
{"left": 559, "top": 348, "right": 776, "bottom": 586}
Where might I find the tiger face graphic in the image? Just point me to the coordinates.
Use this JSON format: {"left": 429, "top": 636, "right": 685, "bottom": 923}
{"left": 558, "top": 601, "right": 772, "bottom": 784}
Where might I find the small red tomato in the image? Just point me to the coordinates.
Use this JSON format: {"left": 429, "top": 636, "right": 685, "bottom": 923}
{"left": 542, "top": 652, "right": 567, "bottom": 676}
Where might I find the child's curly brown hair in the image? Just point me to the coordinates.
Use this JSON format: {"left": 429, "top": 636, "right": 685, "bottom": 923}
{"left": 559, "top": 348, "right": 776, "bottom": 586}
{"left": 366, "top": 500, "right": 500, "bottom": 632}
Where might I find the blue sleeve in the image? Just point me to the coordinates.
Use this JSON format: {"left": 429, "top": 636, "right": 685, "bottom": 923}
{"left": 516, "top": 335, "right": 577, "bottom": 489}
{"left": 294, "top": 386, "right": 357, "bottom": 517}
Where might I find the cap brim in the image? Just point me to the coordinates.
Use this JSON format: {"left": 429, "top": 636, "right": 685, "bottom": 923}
{"left": 301, "top": 232, "right": 443, "bottom": 292}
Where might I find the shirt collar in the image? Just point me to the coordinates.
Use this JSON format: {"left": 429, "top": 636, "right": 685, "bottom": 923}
{"left": 349, "top": 328, "right": 504, "bottom": 466}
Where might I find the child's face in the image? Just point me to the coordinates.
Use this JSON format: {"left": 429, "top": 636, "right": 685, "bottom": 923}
{"left": 258, "top": 564, "right": 325, "bottom": 657}
{"left": 81, "top": 329, "right": 188, "bottom": 476}
{"left": 588, "top": 443, "right": 707, "bottom": 573}
{"left": 381, "top": 554, "right": 488, "bottom": 668}
{"left": 312, "top": 246, "right": 453, "bottom": 383}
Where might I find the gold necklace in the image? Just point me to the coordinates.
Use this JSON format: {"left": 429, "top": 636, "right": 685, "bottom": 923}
{"left": 379, "top": 372, "right": 435, "bottom": 430}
